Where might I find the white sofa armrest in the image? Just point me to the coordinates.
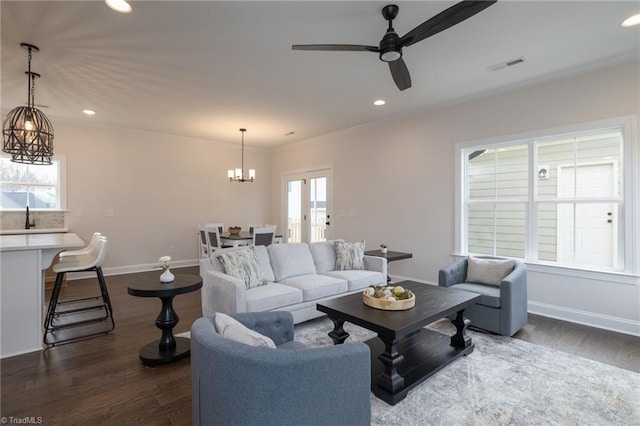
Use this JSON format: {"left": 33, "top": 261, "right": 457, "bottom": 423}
{"left": 200, "top": 260, "right": 247, "bottom": 317}
{"left": 363, "top": 255, "right": 387, "bottom": 276}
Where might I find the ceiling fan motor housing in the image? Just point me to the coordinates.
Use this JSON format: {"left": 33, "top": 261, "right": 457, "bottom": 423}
{"left": 379, "top": 31, "right": 401, "bottom": 62}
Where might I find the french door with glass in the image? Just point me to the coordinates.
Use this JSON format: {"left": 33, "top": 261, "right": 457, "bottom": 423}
{"left": 284, "top": 168, "right": 332, "bottom": 243}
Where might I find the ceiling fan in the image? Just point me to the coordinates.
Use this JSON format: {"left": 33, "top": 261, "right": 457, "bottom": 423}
{"left": 292, "top": 1, "right": 497, "bottom": 91}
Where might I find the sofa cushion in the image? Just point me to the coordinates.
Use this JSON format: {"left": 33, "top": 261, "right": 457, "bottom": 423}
{"left": 218, "top": 248, "right": 265, "bottom": 289}
{"left": 279, "top": 274, "right": 348, "bottom": 301}
{"left": 466, "top": 256, "right": 515, "bottom": 286}
{"left": 214, "top": 313, "right": 276, "bottom": 348}
{"left": 245, "top": 283, "right": 304, "bottom": 312}
{"left": 335, "top": 241, "right": 365, "bottom": 270}
{"left": 451, "top": 283, "right": 501, "bottom": 308}
{"left": 309, "top": 239, "right": 344, "bottom": 273}
{"left": 323, "top": 270, "right": 383, "bottom": 291}
{"left": 268, "top": 243, "right": 317, "bottom": 281}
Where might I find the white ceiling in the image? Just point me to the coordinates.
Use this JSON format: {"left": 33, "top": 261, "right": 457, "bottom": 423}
{"left": 1, "top": 1, "right": 638, "bottom": 148}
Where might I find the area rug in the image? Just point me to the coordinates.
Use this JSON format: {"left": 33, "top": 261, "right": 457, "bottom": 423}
{"left": 293, "top": 317, "right": 640, "bottom": 426}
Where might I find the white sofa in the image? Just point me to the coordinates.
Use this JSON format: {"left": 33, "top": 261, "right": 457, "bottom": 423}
{"left": 199, "top": 240, "right": 387, "bottom": 324}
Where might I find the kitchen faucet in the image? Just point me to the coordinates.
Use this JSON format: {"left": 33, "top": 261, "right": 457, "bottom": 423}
{"left": 25, "top": 206, "right": 36, "bottom": 229}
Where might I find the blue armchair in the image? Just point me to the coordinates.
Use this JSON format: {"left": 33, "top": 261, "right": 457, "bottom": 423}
{"left": 191, "top": 311, "right": 371, "bottom": 426}
{"left": 438, "top": 257, "right": 527, "bottom": 336}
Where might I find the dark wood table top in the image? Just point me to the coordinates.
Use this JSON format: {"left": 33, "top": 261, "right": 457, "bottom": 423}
{"left": 365, "top": 250, "right": 413, "bottom": 262}
{"left": 317, "top": 281, "right": 480, "bottom": 338}
{"left": 127, "top": 274, "right": 202, "bottom": 298}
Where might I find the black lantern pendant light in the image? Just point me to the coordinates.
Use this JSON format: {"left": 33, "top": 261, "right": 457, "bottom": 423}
{"left": 2, "top": 43, "right": 54, "bottom": 165}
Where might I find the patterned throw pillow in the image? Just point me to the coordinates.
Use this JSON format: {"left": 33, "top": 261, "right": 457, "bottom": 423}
{"left": 214, "top": 313, "right": 276, "bottom": 348}
{"left": 218, "top": 248, "right": 265, "bottom": 289}
{"left": 466, "top": 255, "right": 515, "bottom": 286}
{"left": 335, "top": 241, "right": 365, "bottom": 271}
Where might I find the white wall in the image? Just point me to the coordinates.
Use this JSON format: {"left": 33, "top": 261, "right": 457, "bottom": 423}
{"left": 270, "top": 61, "right": 640, "bottom": 335}
{"left": 53, "top": 121, "right": 272, "bottom": 272}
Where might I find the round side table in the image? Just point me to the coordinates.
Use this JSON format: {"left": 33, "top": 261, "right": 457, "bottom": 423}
{"left": 127, "top": 274, "right": 202, "bottom": 367}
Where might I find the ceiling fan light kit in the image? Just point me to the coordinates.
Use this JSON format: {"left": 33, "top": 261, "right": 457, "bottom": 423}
{"left": 292, "top": 1, "right": 497, "bottom": 91}
{"left": 2, "top": 43, "right": 54, "bottom": 165}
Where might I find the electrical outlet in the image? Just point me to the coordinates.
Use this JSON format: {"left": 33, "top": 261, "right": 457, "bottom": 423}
{"left": 348, "top": 209, "right": 357, "bottom": 217}
{"left": 169, "top": 245, "right": 176, "bottom": 253}
{"left": 104, "top": 209, "right": 114, "bottom": 217}
{"left": 76, "top": 209, "right": 83, "bottom": 217}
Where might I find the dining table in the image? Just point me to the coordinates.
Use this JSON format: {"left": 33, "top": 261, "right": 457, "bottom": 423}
{"left": 220, "top": 231, "right": 283, "bottom": 247}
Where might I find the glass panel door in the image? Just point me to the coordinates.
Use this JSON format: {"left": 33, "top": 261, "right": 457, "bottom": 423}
{"left": 286, "top": 180, "right": 303, "bottom": 243}
{"left": 284, "top": 169, "right": 332, "bottom": 243}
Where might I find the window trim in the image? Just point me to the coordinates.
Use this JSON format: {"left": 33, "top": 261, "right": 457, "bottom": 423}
{"left": 0, "top": 154, "right": 67, "bottom": 212}
{"left": 455, "top": 116, "right": 638, "bottom": 276}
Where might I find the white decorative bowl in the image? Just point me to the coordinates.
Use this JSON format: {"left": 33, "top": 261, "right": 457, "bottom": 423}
{"left": 363, "top": 292, "right": 415, "bottom": 311}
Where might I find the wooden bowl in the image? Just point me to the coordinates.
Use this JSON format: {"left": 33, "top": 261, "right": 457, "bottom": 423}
{"left": 363, "top": 292, "right": 415, "bottom": 311}
{"left": 228, "top": 227, "right": 241, "bottom": 235}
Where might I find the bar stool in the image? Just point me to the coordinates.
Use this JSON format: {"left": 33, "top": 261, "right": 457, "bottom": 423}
{"left": 58, "top": 232, "right": 102, "bottom": 261}
{"left": 44, "top": 236, "right": 115, "bottom": 346}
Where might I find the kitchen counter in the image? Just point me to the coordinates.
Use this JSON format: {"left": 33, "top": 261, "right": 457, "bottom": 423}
{"left": 0, "top": 228, "right": 69, "bottom": 235}
{"left": 0, "top": 232, "right": 84, "bottom": 358}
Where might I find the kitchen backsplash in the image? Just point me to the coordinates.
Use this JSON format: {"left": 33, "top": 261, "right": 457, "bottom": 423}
{"left": 0, "top": 211, "right": 66, "bottom": 230}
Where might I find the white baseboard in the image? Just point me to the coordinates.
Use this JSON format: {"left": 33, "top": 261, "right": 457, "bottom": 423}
{"left": 528, "top": 301, "right": 640, "bottom": 337}
{"left": 66, "top": 259, "right": 199, "bottom": 280}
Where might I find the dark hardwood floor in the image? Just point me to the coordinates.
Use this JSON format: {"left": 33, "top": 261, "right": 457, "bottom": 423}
{"left": 1, "top": 267, "right": 638, "bottom": 425}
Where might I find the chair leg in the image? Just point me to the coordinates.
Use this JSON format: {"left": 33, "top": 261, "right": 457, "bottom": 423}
{"left": 44, "top": 272, "right": 65, "bottom": 332}
{"left": 96, "top": 267, "right": 115, "bottom": 331}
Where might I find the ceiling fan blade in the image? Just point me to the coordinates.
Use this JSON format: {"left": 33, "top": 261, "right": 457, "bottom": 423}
{"left": 400, "top": 0, "right": 497, "bottom": 47}
{"left": 389, "top": 58, "right": 411, "bottom": 91}
{"left": 292, "top": 44, "right": 379, "bottom": 53}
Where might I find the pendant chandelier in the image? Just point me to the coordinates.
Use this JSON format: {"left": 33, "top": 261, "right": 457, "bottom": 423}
{"left": 2, "top": 43, "right": 54, "bottom": 165}
{"left": 227, "top": 128, "right": 255, "bottom": 183}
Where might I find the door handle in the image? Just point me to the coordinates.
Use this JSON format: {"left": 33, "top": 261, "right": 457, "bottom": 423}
{"left": 325, "top": 222, "right": 330, "bottom": 226}
{"left": 607, "top": 219, "right": 612, "bottom": 223}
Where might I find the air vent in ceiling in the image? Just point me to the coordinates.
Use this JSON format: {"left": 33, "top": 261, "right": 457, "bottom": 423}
{"left": 487, "top": 56, "right": 525, "bottom": 72}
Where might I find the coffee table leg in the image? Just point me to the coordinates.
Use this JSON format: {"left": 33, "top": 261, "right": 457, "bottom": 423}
{"left": 377, "top": 337, "right": 405, "bottom": 394}
{"left": 450, "top": 309, "right": 472, "bottom": 349}
{"left": 328, "top": 317, "right": 350, "bottom": 344}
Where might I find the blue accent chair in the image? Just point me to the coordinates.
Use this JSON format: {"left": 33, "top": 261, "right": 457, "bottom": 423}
{"left": 191, "top": 311, "right": 371, "bottom": 426}
{"left": 438, "top": 258, "right": 528, "bottom": 336}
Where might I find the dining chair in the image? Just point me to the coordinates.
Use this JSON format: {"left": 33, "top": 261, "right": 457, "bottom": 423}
{"left": 248, "top": 223, "right": 264, "bottom": 234}
{"left": 205, "top": 223, "right": 225, "bottom": 235}
{"left": 198, "top": 226, "right": 209, "bottom": 259}
{"left": 205, "top": 225, "right": 224, "bottom": 254}
{"left": 252, "top": 226, "right": 276, "bottom": 247}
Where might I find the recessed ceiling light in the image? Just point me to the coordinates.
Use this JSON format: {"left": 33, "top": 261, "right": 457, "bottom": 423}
{"left": 373, "top": 100, "right": 386, "bottom": 106}
{"left": 621, "top": 13, "right": 640, "bottom": 27}
{"left": 105, "top": 0, "right": 132, "bottom": 13}
{"left": 83, "top": 109, "right": 96, "bottom": 116}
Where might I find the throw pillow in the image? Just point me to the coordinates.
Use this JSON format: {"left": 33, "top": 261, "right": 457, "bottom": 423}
{"left": 218, "top": 248, "right": 265, "bottom": 289}
{"left": 214, "top": 313, "right": 276, "bottom": 348}
{"left": 466, "top": 255, "right": 515, "bottom": 286}
{"left": 335, "top": 240, "right": 365, "bottom": 271}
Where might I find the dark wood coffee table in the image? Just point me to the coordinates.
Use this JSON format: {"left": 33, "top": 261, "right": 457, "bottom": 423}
{"left": 317, "top": 281, "right": 481, "bottom": 405}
